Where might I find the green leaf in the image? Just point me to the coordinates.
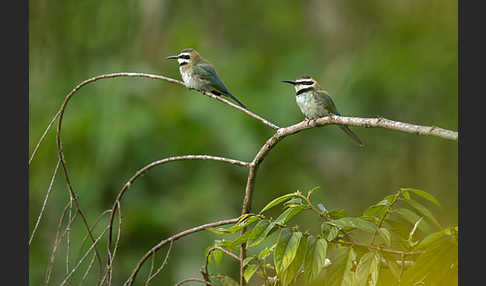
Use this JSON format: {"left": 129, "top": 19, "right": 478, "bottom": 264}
{"left": 274, "top": 228, "right": 293, "bottom": 275}
{"left": 401, "top": 188, "right": 441, "bottom": 206}
{"left": 259, "top": 193, "right": 297, "bottom": 213}
{"left": 242, "top": 256, "right": 255, "bottom": 268}
{"left": 243, "top": 264, "right": 258, "bottom": 283}
{"left": 258, "top": 247, "right": 273, "bottom": 260}
{"left": 328, "top": 217, "right": 377, "bottom": 233}
{"left": 378, "top": 227, "right": 392, "bottom": 247}
{"left": 322, "top": 247, "right": 356, "bottom": 286}
{"left": 353, "top": 251, "right": 378, "bottom": 286}
{"left": 247, "top": 221, "right": 274, "bottom": 247}
{"left": 275, "top": 205, "right": 307, "bottom": 225}
{"left": 229, "top": 230, "right": 253, "bottom": 247}
{"left": 210, "top": 215, "right": 260, "bottom": 234}
{"left": 284, "top": 198, "right": 303, "bottom": 207}
{"left": 328, "top": 209, "right": 347, "bottom": 220}
{"left": 401, "top": 235, "right": 457, "bottom": 286}
{"left": 382, "top": 254, "right": 401, "bottom": 281}
{"left": 210, "top": 274, "right": 239, "bottom": 286}
{"left": 415, "top": 227, "right": 454, "bottom": 250}
{"left": 304, "top": 236, "right": 328, "bottom": 284}
{"left": 404, "top": 198, "right": 442, "bottom": 229}
{"left": 208, "top": 248, "right": 223, "bottom": 264}
{"left": 395, "top": 208, "right": 431, "bottom": 234}
{"left": 281, "top": 234, "right": 307, "bottom": 286}
{"left": 324, "top": 225, "right": 340, "bottom": 242}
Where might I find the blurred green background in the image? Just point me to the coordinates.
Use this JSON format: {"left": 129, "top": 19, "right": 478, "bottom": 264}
{"left": 29, "top": 0, "right": 457, "bottom": 285}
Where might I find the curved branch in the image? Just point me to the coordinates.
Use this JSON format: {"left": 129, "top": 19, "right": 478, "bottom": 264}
{"left": 123, "top": 218, "right": 239, "bottom": 286}
{"left": 174, "top": 278, "right": 215, "bottom": 286}
{"left": 107, "top": 155, "right": 249, "bottom": 252}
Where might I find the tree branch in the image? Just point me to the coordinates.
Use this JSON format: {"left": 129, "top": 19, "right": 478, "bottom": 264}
{"left": 123, "top": 218, "right": 239, "bottom": 286}
{"left": 107, "top": 155, "right": 249, "bottom": 252}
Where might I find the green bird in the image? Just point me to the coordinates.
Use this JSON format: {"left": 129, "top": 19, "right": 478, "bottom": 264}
{"left": 167, "top": 48, "right": 247, "bottom": 109}
{"left": 282, "top": 76, "right": 364, "bottom": 147}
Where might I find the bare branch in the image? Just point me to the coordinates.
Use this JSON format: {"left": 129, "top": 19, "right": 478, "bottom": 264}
{"left": 29, "top": 158, "right": 61, "bottom": 245}
{"left": 202, "top": 246, "right": 241, "bottom": 283}
{"left": 174, "top": 278, "right": 215, "bottom": 286}
{"left": 107, "top": 155, "right": 249, "bottom": 252}
{"left": 145, "top": 240, "right": 174, "bottom": 285}
{"left": 123, "top": 218, "right": 239, "bottom": 286}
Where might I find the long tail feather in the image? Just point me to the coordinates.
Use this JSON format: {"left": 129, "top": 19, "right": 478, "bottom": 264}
{"left": 339, "top": 126, "right": 364, "bottom": 147}
{"left": 225, "top": 92, "right": 247, "bottom": 109}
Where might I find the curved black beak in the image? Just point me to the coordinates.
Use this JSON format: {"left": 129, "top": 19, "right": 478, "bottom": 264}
{"left": 166, "top": 55, "right": 179, "bottom": 60}
{"left": 282, "top": 80, "right": 296, "bottom": 85}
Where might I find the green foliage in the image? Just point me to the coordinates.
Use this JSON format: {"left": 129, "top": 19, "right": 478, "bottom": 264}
{"left": 206, "top": 187, "right": 457, "bottom": 286}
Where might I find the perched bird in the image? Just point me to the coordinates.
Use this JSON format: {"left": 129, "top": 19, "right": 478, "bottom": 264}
{"left": 282, "top": 76, "right": 364, "bottom": 147}
{"left": 167, "top": 48, "right": 247, "bottom": 109}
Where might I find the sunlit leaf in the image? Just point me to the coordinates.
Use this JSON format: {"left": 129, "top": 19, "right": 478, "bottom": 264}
{"left": 258, "top": 247, "right": 272, "bottom": 260}
{"left": 275, "top": 205, "right": 306, "bottom": 225}
{"left": 401, "top": 188, "right": 441, "bottom": 206}
{"left": 401, "top": 235, "right": 457, "bottom": 286}
{"left": 210, "top": 215, "right": 260, "bottom": 234}
{"left": 405, "top": 198, "right": 442, "bottom": 229}
{"left": 274, "top": 228, "right": 293, "bottom": 275}
{"left": 248, "top": 221, "right": 275, "bottom": 247}
{"left": 281, "top": 233, "right": 307, "bottom": 286}
{"left": 415, "top": 226, "right": 456, "bottom": 250}
{"left": 259, "top": 193, "right": 297, "bottom": 213}
{"left": 304, "top": 236, "right": 328, "bottom": 284}
{"left": 322, "top": 247, "right": 356, "bottom": 286}
{"left": 324, "top": 225, "right": 340, "bottom": 242}
{"left": 353, "top": 251, "right": 375, "bottom": 286}
{"left": 378, "top": 227, "right": 392, "bottom": 247}
{"left": 328, "top": 217, "right": 378, "bottom": 233}
{"left": 395, "top": 208, "right": 431, "bottom": 234}
{"left": 284, "top": 198, "right": 303, "bottom": 208}
{"left": 242, "top": 256, "right": 255, "bottom": 268}
{"left": 244, "top": 264, "right": 258, "bottom": 283}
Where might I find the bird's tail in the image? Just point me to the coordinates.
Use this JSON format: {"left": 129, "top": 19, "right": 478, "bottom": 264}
{"left": 339, "top": 126, "right": 364, "bottom": 147}
{"left": 225, "top": 92, "right": 247, "bottom": 109}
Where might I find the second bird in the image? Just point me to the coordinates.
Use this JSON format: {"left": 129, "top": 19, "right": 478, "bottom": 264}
{"left": 283, "top": 76, "right": 364, "bottom": 147}
{"left": 167, "top": 48, "right": 247, "bottom": 109}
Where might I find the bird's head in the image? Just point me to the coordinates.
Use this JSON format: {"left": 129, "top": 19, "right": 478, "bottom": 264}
{"left": 282, "top": 76, "right": 320, "bottom": 95}
{"left": 166, "top": 48, "right": 201, "bottom": 67}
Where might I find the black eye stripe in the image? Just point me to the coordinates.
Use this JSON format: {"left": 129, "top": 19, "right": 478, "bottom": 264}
{"left": 179, "top": 55, "right": 190, "bottom": 60}
{"left": 296, "top": 87, "right": 314, "bottom": 95}
{"left": 296, "top": 81, "right": 314, "bottom": 86}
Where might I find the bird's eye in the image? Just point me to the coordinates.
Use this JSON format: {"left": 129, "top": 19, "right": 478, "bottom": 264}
{"left": 179, "top": 55, "right": 190, "bottom": 60}
{"left": 298, "top": 81, "right": 314, "bottom": 86}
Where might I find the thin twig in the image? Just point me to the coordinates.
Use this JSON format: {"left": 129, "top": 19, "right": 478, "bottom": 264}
{"left": 60, "top": 225, "right": 110, "bottom": 286}
{"left": 29, "top": 158, "right": 61, "bottom": 245}
{"left": 45, "top": 200, "right": 77, "bottom": 286}
{"left": 123, "top": 218, "right": 239, "bottom": 286}
{"left": 202, "top": 246, "right": 241, "bottom": 283}
{"left": 29, "top": 109, "right": 61, "bottom": 165}
{"left": 145, "top": 240, "right": 174, "bottom": 285}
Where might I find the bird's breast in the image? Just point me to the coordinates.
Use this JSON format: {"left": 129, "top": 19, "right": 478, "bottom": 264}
{"left": 180, "top": 69, "right": 200, "bottom": 89}
{"left": 296, "top": 93, "right": 327, "bottom": 119}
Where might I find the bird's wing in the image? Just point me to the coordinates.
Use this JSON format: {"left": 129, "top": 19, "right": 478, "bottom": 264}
{"left": 192, "top": 62, "right": 231, "bottom": 95}
{"left": 317, "top": 89, "right": 340, "bottom": 115}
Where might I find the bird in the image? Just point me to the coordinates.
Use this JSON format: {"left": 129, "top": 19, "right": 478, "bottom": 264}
{"left": 282, "top": 76, "right": 364, "bottom": 147}
{"left": 166, "top": 48, "right": 247, "bottom": 109}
